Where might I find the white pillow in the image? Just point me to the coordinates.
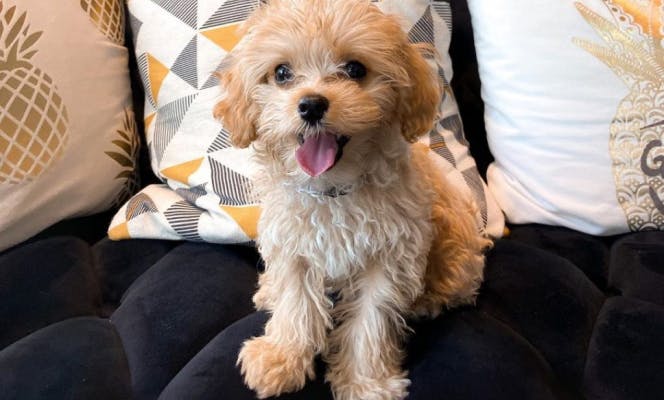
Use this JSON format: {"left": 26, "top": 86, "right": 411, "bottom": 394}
{"left": 109, "top": 0, "right": 505, "bottom": 242}
{"left": 468, "top": 0, "right": 664, "bottom": 235}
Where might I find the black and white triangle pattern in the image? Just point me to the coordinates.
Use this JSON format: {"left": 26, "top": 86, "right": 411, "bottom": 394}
{"left": 431, "top": 1, "right": 452, "bottom": 30}
{"left": 152, "top": 94, "right": 198, "bottom": 164}
{"left": 209, "top": 158, "right": 252, "bottom": 206}
{"left": 438, "top": 65, "right": 451, "bottom": 90}
{"left": 201, "top": 0, "right": 259, "bottom": 29}
{"left": 408, "top": 6, "right": 435, "bottom": 45}
{"left": 461, "top": 167, "right": 489, "bottom": 230}
{"left": 164, "top": 201, "right": 203, "bottom": 240}
{"left": 171, "top": 36, "right": 199, "bottom": 88}
{"left": 201, "top": 75, "right": 219, "bottom": 90}
{"left": 429, "top": 129, "right": 456, "bottom": 168}
{"left": 207, "top": 128, "right": 233, "bottom": 153}
{"left": 137, "top": 54, "right": 156, "bottom": 108}
{"left": 151, "top": 0, "right": 197, "bottom": 27}
{"left": 440, "top": 114, "right": 469, "bottom": 147}
{"left": 202, "top": 56, "right": 235, "bottom": 89}
{"left": 176, "top": 184, "right": 207, "bottom": 204}
{"left": 408, "top": 6, "right": 451, "bottom": 86}
{"left": 125, "top": 193, "right": 158, "bottom": 220}
{"left": 147, "top": 0, "right": 261, "bottom": 91}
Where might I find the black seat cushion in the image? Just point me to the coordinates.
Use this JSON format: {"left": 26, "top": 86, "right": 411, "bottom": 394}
{"left": 2, "top": 225, "right": 663, "bottom": 399}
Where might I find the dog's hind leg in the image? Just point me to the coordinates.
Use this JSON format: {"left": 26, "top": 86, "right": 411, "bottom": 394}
{"left": 408, "top": 144, "right": 492, "bottom": 319}
{"left": 411, "top": 195, "right": 491, "bottom": 319}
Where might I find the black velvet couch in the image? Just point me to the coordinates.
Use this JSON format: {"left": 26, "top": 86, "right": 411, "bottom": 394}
{"left": 2, "top": 2, "right": 663, "bottom": 399}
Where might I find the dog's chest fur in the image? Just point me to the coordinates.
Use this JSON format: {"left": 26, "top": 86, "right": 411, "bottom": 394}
{"left": 257, "top": 174, "right": 433, "bottom": 282}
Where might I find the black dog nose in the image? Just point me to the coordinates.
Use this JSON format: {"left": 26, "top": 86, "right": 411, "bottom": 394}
{"left": 298, "top": 95, "right": 329, "bottom": 123}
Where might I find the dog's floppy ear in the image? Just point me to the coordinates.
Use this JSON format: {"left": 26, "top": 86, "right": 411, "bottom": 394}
{"left": 397, "top": 43, "right": 441, "bottom": 143}
{"left": 213, "top": 55, "right": 259, "bottom": 148}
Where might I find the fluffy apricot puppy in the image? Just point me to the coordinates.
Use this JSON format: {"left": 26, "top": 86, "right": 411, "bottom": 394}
{"left": 214, "top": 1, "right": 491, "bottom": 399}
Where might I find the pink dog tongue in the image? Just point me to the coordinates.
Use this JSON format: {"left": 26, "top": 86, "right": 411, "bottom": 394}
{"left": 295, "top": 133, "right": 339, "bottom": 177}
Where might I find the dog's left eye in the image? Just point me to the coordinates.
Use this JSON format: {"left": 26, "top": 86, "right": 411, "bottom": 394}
{"left": 274, "top": 64, "right": 294, "bottom": 85}
{"left": 343, "top": 61, "right": 367, "bottom": 80}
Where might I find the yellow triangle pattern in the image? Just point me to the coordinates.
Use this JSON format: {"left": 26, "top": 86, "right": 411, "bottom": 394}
{"left": 147, "top": 53, "right": 170, "bottom": 104}
{"left": 160, "top": 158, "right": 204, "bottom": 185}
{"left": 108, "top": 222, "right": 130, "bottom": 240}
{"left": 201, "top": 23, "right": 243, "bottom": 52}
{"left": 220, "top": 205, "right": 261, "bottom": 239}
{"left": 144, "top": 113, "right": 156, "bottom": 130}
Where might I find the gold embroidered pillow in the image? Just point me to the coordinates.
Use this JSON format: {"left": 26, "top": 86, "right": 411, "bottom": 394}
{"left": 468, "top": 0, "right": 663, "bottom": 235}
{"left": 109, "top": 0, "right": 504, "bottom": 243}
{"left": 0, "top": 0, "right": 137, "bottom": 251}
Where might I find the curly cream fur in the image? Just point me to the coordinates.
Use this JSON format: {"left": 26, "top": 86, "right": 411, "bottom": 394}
{"left": 215, "top": 1, "right": 492, "bottom": 399}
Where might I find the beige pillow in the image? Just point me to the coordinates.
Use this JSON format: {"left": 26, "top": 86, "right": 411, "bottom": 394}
{"left": 0, "top": 0, "right": 137, "bottom": 250}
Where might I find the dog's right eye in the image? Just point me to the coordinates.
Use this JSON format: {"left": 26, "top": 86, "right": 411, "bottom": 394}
{"left": 274, "top": 64, "right": 294, "bottom": 85}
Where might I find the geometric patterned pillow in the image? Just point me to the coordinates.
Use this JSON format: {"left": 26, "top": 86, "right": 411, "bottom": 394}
{"left": 1, "top": 0, "right": 137, "bottom": 251}
{"left": 109, "top": 0, "right": 504, "bottom": 243}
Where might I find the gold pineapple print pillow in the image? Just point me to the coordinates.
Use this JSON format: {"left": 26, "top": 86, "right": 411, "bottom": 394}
{"left": 574, "top": 0, "right": 664, "bottom": 231}
{"left": 0, "top": 0, "right": 136, "bottom": 251}
{"left": 466, "top": 0, "right": 663, "bottom": 235}
{"left": 0, "top": 3, "right": 69, "bottom": 184}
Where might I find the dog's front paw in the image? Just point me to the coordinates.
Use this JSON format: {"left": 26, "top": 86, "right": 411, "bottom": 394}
{"left": 237, "top": 336, "right": 314, "bottom": 398}
{"left": 327, "top": 371, "right": 410, "bottom": 400}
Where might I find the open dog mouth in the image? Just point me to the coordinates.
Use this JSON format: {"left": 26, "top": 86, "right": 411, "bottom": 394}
{"left": 295, "top": 132, "right": 350, "bottom": 177}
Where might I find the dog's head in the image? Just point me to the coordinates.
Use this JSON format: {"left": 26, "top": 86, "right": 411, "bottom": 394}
{"left": 214, "top": 0, "right": 440, "bottom": 181}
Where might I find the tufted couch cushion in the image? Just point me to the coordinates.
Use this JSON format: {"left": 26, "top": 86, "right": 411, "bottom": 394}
{"left": 1, "top": 226, "right": 663, "bottom": 399}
